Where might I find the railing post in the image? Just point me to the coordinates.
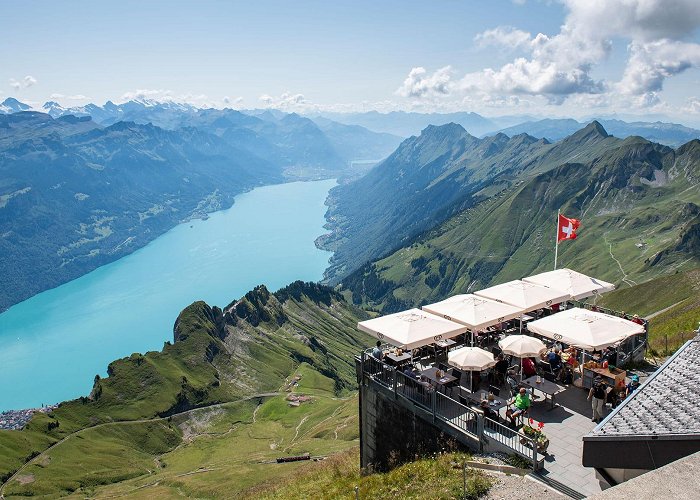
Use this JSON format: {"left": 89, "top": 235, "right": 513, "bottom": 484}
{"left": 531, "top": 437, "right": 538, "bottom": 471}
{"left": 392, "top": 367, "right": 397, "bottom": 397}
{"left": 431, "top": 390, "right": 436, "bottom": 422}
{"left": 360, "top": 352, "right": 366, "bottom": 386}
{"left": 476, "top": 413, "right": 485, "bottom": 453}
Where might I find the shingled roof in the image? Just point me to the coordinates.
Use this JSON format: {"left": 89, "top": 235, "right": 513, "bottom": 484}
{"left": 589, "top": 337, "right": 700, "bottom": 438}
{"left": 583, "top": 337, "right": 700, "bottom": 471}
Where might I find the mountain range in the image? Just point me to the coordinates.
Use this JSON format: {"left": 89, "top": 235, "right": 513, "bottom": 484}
{"left": 312, "top": 109, "right": 700, "bottom": 147}
{"left": 494, "top": 118, "right": 700, "bottom": 148}
{"left": 0, "top": 101, "right": 402, "bottom": 311}
{"left": 332, "top": 121, "right": 700, "bottom": 311}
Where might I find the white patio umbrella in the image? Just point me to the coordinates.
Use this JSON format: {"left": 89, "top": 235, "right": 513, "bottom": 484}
{"left": 448, "top": 346, "right": 497, "bottom": 370}
{"left": 422, "top": 294, "right": 523, "bottom": 345}
{"left": 448, "top": 346, "right": 496, "bottom": 392}
{"left": 498, "top": 334, "right": 547, "bottom": 381}
{"left": 475, "top": 280, "right": 570, "bottom": 332}
{"left": 526, "top": 308, "right": 645, "bottom": 351}
{"left": 357, "top": 308, "right": 468, "bottom": 350}
{"left": 475, "top": 280, "right": 570, "bottom": 312}
{"left": 523, "top": 268, "right": 615, "bottom": 301}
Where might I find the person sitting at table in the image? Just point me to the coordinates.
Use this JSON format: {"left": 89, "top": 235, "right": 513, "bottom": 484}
{"left": 403, "top": 366, "right": 418, "bottom": 379}
{"left": 494, "top": 355, "right": 509, "bottom": 385}
{"left": 547, "top": 348, "right": 563, "bottom": 379}
{"left": 371, "top": 340, "right": 383, "bottom": 360}
{"left": 601, "top": 346, "right": 617, "bottom": 366}
{"left": 522, "top": 357, "right": 537, "bottom": 378}
{"left": 506, "top": 388, "right": 531, "bottom": 427}
{"left": 480, "top": 399, "right": 499, "bottom": 420}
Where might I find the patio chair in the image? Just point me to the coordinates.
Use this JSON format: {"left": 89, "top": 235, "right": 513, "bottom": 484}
{"left": 539, "top": 360, "right": 556, "bottom": 382}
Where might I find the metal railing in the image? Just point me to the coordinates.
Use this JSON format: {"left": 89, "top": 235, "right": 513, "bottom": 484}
{"left": 359, "top": 352, "right": 540, "bottom": 469}
{"left": 483, "top": 416, "right": 538, "bottom": 465}
{"left": 395, "top": 370, "right": 433, "bottom": 410}
{"left": 435, "top": 392, "right": 479, "bottom": 437}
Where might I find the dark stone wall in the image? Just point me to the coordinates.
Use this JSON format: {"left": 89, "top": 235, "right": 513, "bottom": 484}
{"left": 359, "top": 381, "right": 469, "bottom": 472}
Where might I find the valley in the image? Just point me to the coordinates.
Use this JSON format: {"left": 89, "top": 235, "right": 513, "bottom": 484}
{"left": 2, "top": 102, "right": 700, "bottom": 498}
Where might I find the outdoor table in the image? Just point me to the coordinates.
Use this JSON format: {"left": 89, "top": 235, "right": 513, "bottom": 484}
{"left": 421, "top": 367, "right": 458, "bottom": 388}
{"left": 466, "top": 391, "right": 508, "bottom": 413}
{"left": 435, "top": 338, "right": 457, "bottom": 349}
{"left": 384, "top": 351, "right": 412, "bottom": 366}
{"left": 522, "top": 375, "right": 564, "bottom": 409}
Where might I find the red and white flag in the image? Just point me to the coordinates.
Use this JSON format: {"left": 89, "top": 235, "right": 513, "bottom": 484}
{"left": 557, "top": 214, "right": 580, "bottom": 242}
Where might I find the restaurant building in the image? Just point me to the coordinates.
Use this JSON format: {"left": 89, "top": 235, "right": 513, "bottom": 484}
{"left": 582, "top": 336, "right": 700, "bottom": 485}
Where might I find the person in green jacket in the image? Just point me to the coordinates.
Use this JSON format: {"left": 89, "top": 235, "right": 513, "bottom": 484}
{"left": 506, "top": 387, "right": 531, "bottom": 427}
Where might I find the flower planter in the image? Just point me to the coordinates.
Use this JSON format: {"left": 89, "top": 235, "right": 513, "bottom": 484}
{"left": 520, "top": 436, "right": 550, "bottom": 455}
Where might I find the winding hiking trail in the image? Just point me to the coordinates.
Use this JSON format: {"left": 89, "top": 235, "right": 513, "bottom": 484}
{"left": 603, "top": 233, "right": 637, "bottom": 287}
{"left": 0, "top": 392, "right": 280, "bottom": 497}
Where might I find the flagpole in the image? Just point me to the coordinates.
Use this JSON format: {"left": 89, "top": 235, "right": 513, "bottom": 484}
{"left": 554, "top": 210, "right": 560, "bottom": 270}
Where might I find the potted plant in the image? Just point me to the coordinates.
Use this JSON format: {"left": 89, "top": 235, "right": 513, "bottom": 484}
{"left": 520, "top": 418, "right": 549, "bottom": 454}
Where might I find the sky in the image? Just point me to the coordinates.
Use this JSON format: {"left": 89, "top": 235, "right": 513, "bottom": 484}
{"left": 3, "top": 0, "right": 700, "bottom": 123}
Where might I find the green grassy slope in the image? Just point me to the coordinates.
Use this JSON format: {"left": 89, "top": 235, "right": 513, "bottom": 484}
{"left": 0, "top": 282, "right": 371, "bottom": 496}
{"left": 342, "top": 136, "right": 700, "bottom": 313}
{"left": 250, "top": 448, "right": 490, "bottom": 500}
{"left": 3, "top": 370, "right": 361, "bottom": 498}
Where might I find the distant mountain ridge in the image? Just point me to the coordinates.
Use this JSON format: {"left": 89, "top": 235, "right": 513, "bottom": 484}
{"left": 314, "top": 110, "right": 498, "bottom": 137}
{"left": 494, "top": 117, "right": 700, "bottom": 148}
{"left": 1, "top": 97, "right": 402, "bottom": 171}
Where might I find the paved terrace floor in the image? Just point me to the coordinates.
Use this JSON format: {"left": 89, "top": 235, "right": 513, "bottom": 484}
{"left": 485, "top": 377, "right": 609, "bottom": 497}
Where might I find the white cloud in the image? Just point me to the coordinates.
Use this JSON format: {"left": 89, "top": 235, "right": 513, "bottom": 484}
{"left": 222, "top": 96, "right": 244, "bottom": 108}
{"left": 259, "top": 92, "right": 309, "bottom": 110}
{"left": 9, "top": 79, "right": 21, "bottom": 91}
{"left": 618, "top": 39, "right": 700, "bottom": 98}
{"left": 395, "top": 66, "right": 453, "bottom": 98}
{"left": 23, "top": 75, "right": 37, "bottom": 87}
{"left": 474, "top": 26, "right": 532, "bottom": 51}
{"left": 121, "top": 88, "right": 174, "bottom": 101}
{"left": 399, "top": 0, "right": 700, "bottom": 111}
{"left": 683, "top": 96, "right": 700, "bottom": 114}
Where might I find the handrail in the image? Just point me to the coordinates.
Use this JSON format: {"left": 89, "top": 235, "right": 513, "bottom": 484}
{"left": 359, "top": 352, "right": 540, "bottom": 469}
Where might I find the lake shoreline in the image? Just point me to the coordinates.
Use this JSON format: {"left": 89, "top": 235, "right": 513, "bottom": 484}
{"left": 0, "top": 179, "right": 337, "bottom": 411}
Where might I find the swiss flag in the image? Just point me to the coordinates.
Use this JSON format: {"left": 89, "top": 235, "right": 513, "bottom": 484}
{"left": 557, "top": 214, "right": 580, "bottom": 242}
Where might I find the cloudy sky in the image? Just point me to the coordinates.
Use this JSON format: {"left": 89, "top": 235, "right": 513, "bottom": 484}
{"left": 3, "top": 0, "right": 700, "bottom": 122}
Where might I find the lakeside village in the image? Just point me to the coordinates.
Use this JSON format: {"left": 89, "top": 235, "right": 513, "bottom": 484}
{"left": 354, "top": 216, "right": 700, "bottom": 497}
{"left": 0, "top": 405, "right": 58, "bottom": 431}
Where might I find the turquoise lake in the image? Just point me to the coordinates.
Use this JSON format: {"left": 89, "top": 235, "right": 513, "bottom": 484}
{"left": 0, "top": 179, "right": 335, "bottom": 411}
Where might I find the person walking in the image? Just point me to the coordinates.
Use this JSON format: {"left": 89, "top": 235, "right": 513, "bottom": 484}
{"left": 588, "top": 376, "right": 607, "bottom": 423}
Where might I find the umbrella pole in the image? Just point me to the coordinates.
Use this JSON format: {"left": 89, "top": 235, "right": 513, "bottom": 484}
{"left": 520, "top": 357, "right": 523, "bottom": 382}
{"left": 520, "top": 315, "right": 523, "bottom": 333}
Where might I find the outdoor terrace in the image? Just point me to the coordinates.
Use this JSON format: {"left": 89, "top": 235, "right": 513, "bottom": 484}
{"left": 356, "top": 301, "right": 649, "bottom": 498}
